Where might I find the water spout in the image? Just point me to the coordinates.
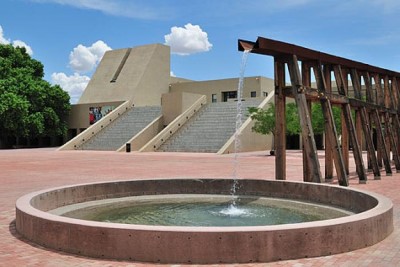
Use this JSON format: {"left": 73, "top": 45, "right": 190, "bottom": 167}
{"left": 231, "top": 49, "right": 251, "bottom": 206}
{"left": 238, "top": 40, "right": 255, "bottom": 52}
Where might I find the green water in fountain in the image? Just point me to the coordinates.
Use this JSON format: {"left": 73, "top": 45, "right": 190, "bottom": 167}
{"left": 53, "top": 195, "right": 353, "bottom": 227}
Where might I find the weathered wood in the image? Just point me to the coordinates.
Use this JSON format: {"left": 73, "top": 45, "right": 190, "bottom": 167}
{"left": 302, "top": 62, "right": 312, "bottom": 181}
{"left": 340, "top": 68, "right": 350, "bottom": 174}
{"left": 392, "top": 78, "right": 400, "bottom": 155}
{"left": 287, "top": 55, "right": 323, "bottom": 183}
{"left": 241, "top": 36, "right": 400, "bottom": 185}
{"left": 384, "top": 77, "right": 400, "bottom": 171}
{"left": 348, "top": 99, "right": 395, "bottom": 113}
{"left": 392, "top": 77, "right": 400, "bottom": 112}
{"left": 274, "top": 59, "right": 286, "bottom": 180}
{"left": 351, "top": 69, "right": 381, "bottom": 180}
{"left": 314, "top": 62, "right": 348, "bottom": 186}
{"left": 283, "top": 87, "right": 349, "bottom": 104}
{"left": 383, "top": 77, "right": 392, "bottom": 160}
{"left": 384, "top": 112, "right": 400, "bottom": 171}
{"left": 363, "top": 72, "right": 392, "bottom": 175}
{"left": 333, "top": 65, "right": 367, "bottom": 182}
{"left": 323, "top": 65, "right": 334, "bottom": 180}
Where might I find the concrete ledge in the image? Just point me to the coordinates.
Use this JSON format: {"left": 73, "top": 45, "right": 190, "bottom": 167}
{"left": 16, "top": 179, "right": 393, "bottom": 264}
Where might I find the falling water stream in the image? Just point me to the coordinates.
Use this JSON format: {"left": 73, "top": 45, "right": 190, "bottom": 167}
{"left": 229, "top": 49, "right": 251, "bottom": 212}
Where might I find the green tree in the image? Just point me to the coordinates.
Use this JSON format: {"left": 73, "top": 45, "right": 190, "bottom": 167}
{"left": 248, "top": 102, "right": 342, "bottom": 136}
{"left": 248, "top": 102, "right": 301, "bottom": 136}
{"left": 0, "top": 44, "right": 70, "bottom": 146}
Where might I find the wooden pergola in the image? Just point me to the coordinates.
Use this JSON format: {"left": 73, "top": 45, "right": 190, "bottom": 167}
{"left": 239, "top": 37, "right": 400, "bottom": 186}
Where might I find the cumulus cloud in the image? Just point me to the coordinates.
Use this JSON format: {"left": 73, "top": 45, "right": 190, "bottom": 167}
{"left": 69, "top": 40, "right": 111, "bottom": 73}
{"left": 51, "top": 72, "right": 90, "bottom": 104}
{"left": 170, "top": 71, "right": 176, "bottom": 77}
{"left": 0, "top": 25, "right": 33, "bottom": 55}
{"left": 12, "top": 40, "right": 33, "bottom": 56}
{"left": 0, "top": 26, "right": 9, "bottom": 44}
{"left": 164, "top": 23, "right": 212, "bottom": 56}
{"left": 51, "top": 40, "right": 111, "bottom": 103}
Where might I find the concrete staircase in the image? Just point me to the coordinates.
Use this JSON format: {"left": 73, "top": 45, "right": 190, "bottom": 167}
{"left": 80, "top": 106, "right": 161, "bottom": 151}
{"left": 158, "top": 99, "right": 262, "bottom": 153}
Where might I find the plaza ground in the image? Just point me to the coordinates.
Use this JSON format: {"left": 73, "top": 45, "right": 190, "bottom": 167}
{"left": 1, "top": 148, "right": 399, "bottom": 266}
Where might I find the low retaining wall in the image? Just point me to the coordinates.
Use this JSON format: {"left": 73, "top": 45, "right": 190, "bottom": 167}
{"left": 16, "top": 179, "right": 393, "bottom": 264}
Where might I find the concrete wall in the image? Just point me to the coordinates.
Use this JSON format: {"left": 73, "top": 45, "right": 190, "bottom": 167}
{"left": 170, "top": 76, "right": 274, "bottom": 103}
{"left": 161, "top": 92, "right": 205, "bottom": 125}
{"left": 78, "top": 44, "right": 170, "bottom": 106}
{"left": 67, "top": 101, "right": 124, "bottom": 130}
{"left": 218, "top": 95, "right": 275, "bottom": 154}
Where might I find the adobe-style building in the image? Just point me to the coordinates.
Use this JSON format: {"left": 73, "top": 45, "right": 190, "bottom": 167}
{"left": 61, "top": 43, "right": 275, "bottom": 153}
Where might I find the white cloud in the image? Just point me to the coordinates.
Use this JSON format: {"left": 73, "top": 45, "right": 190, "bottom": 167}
{"left": 51, "top": 72, "right": 90, "bottom": 104}
{"left": 69, "top": 40, "right": 111, "bottom": 73}
{"left": 0, "top": 25, "right": 33, "bottom": 55}
{"left": 12, "top": 40, "right": 33, "bottom": 56}
{"left": 0, "top": 26, "right": 10, "bottom": 44}
{"left": 164, "top": 23, "right": 213, "bottom": 56}
{"left": 170, "top": 71, "right": 176, "bottom": 77}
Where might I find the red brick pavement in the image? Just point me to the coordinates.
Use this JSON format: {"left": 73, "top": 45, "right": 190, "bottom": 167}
{"left": 0, "top": 148, "right": 399, "bottom": 266}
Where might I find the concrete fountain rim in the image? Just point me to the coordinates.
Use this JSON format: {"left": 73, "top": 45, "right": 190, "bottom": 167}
{"left": 15, "top": 178, "right": 394, "bottom": 264}
{"left": 16, "top": 178, "right": 392, "bottom": 231}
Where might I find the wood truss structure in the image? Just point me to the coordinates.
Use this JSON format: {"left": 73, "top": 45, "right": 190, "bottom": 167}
{"left": 239, "top": 37, "right": 400, "bottom": 186}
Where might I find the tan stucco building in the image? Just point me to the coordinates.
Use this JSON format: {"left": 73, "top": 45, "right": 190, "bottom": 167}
{"left": 62, "top": 43, "right": 275, "bottom": 153}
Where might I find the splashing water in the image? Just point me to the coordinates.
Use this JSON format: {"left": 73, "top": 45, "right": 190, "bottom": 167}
{"left": 219, "top": 203, "right": 252, "bottom": 217}
{"left": 231, "top": 49, "right": 251, "bottom": 206}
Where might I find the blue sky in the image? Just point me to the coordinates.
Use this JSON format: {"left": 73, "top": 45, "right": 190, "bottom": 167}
{"left": 1, "top": 0, "right": 400, "bottom": 103}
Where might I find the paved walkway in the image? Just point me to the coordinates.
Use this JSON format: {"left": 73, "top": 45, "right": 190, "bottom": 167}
{"left": 0, "top": 148, "right": 399, "bottom": 266}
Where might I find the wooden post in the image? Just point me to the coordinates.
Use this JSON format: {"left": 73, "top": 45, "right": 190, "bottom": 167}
{"left": 368, "top": 73, "right": 392, "bottom": 175}
{"left": 287, "top": 55, "right": 323, "bottom": 183}
{"left": 274, "top": 58, "right": 286, "bottom": 180}
{"left": 385, "top": 77, "right": 400, "bottom": 172}
{"left": 392, "top": 79, "right": 400, "bottom": 160}
{"left": 333, "top": 65, "right": 367, "bottom": 182}
{"left": 314, "top": 62, "right": 348, "bottom": 186}
{"left": 341, "top": 69, "right": 350, "bottom": 174}
{"left": 323, "top": 65, "right": 334, "bottom": 181}
{"left": 302, "top": 62, "right": 312, "bottom": 181}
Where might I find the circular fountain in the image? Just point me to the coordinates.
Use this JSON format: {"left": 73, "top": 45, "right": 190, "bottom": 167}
{"left": 16, "top": 178, "right": 393, "bottom": 264}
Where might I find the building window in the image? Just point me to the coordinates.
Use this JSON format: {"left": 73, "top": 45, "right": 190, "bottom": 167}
{"left": 251, "top": 91, "right": 257, "bottom": 97}
{"left": 222, "top": 91, "right": 237, "bottom": 102}
{"left": 212, "top": 94, "right": 217, "bottom": 103}
{"left": 263, "top": 91, "right": 268, "bottom": 97}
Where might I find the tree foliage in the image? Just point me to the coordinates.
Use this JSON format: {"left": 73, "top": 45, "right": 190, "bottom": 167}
{"left": 0, "top": 44, "right": 70, "bottom": 141}
{"left": 248, "top": 102, "right": 342, "bottom": 136}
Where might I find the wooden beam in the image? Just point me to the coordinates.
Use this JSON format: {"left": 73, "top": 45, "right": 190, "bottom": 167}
{"left": 314, "top": 62, "right": 348, "bottom": 186}
{"left": 287, "top": 55, "right": 323, "bottom": 183}
{"left": 282, "top": 87, "right": 349, "bottom": 104}
{"left": 362, "top": 72, "right": 392, "bottom": 175}
{"left": 385, "top": 77, "right": 400, "bottom": 171}
{"left": 274, "top": 59, "right": 286, "bottom": 180}
{"left": 302, "top": 62, "right": 312, "bottom": 181}
{"left": 239, "top": 37, "right": 400, "bottom": 78}
{"left": 333, "top": 65, "right": 368, "bottom": 182}
{"left": 323, "top": 65, "right": 334, "bottom": 181}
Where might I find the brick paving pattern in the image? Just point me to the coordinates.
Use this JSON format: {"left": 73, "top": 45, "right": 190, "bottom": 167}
{"left": 0, "top": 148, "right": 399, "bottom": 266}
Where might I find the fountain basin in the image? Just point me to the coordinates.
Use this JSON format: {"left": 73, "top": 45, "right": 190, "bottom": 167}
{"left": 16, "top": 179, "right": 393, "bottom": 264}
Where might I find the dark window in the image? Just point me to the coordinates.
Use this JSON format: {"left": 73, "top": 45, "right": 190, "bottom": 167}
{"left": 251, "top": 91, "right": 257, "bottom": 97}
{"left": 222, "top": 91, "right": 237, "bottom": 102}
{"left": 212, "top": 94, "right": 217, "bottom": 103}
